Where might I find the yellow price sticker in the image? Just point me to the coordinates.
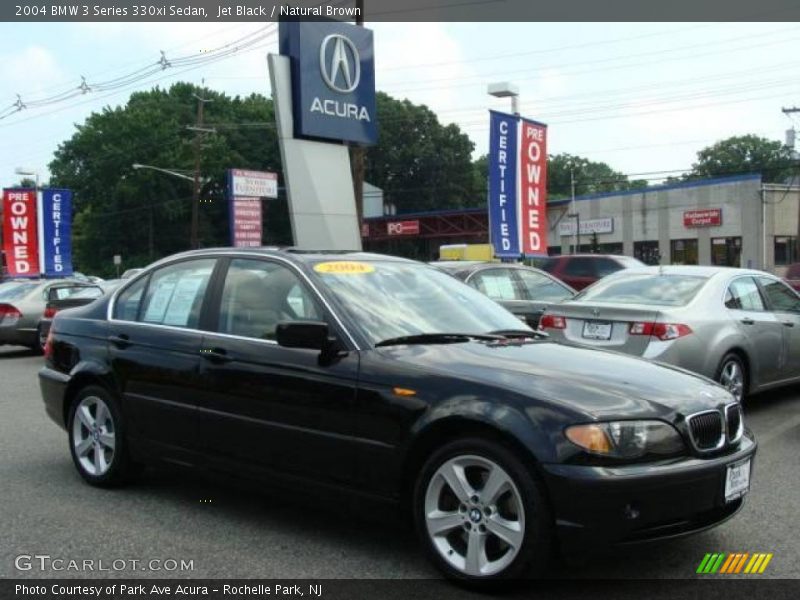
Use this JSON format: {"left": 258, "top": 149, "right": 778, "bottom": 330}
{"left": 313, "top": 261, "right": 375, "bottom": 275}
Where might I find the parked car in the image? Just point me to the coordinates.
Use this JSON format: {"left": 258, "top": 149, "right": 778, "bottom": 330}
{"left": 783, "top": 263, "right": 800, "bottom": 292}
{"left": 40, "top": 250, "right": 755, "bottom": 584}
{"left": 540, "top": 254, "right": 645, "bottom": 290}
{"left": 0, "top": 278, "right": 99, "bottom": 351}
{"left": 431, "top": 261, "right": 575, "bottom": 328}
{"left": 37, "top": 280, "right": 123, "bottom": 351}
{"left": 539, "top": 265, "right": 800, "bottom": 402}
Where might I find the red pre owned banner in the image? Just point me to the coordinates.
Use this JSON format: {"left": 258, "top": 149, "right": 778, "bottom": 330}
{"left": 2, "top": 189, "right": 40, "bottom": 277}
{"left": 518, "top": 119, "right": 548, "bottom": 255}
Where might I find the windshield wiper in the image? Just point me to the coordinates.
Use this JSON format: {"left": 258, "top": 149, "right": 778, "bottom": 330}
{"left": 488, "top": 329, "right": 549, "bottom": 339}
{"left": 375, "top": 332, "right": 504, "bottom": 347}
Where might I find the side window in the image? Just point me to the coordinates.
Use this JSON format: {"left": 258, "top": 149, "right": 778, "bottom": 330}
{"left": 469, "top": 269, "right": 522, "bottom": 301}
{"left": 113, "top": 277, "right": 148, "bottom": 321}
{"left": 563, "top": 258, "right": 595, "bottom": 278}
{"left": 726, "top": 277, "right": 765, "bottom": 311}
{"left": 758, "top": 277, "right": 800, "bottom": 313}
{"left": 595, "top": 258, "right": 623, "bottom": 278}
{"left": 516, "top": 269, "right": 573, "bottom": 302}
{"left": 217, "top": 259, "right": 322, "bottom": 341}
{"left": 139, "top": 259, "right": 215, "bottom": 329}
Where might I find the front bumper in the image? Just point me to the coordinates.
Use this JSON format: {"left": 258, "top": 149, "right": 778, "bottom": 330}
{"left": 39, "top": 366, "right": 71, "bottom": 430}
{"left": 542, "top": 432, "right": 757, "bottom": 551}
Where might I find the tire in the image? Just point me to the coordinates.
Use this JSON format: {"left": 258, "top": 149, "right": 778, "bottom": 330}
{"left": 413, "top": 437, "right": 552, "bottom": 584}
{"left": 36, "top": 324, "right": 47, "bottom": 354}
{"left": 67, "top": 385, "right": 135, "bottom": 487}
{"left": 715, "top": 353, "right": 747, "bottom": 403}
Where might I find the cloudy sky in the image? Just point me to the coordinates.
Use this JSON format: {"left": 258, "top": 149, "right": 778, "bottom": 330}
{"left": 1, "top": 21, "right": 799, "bottom": 189}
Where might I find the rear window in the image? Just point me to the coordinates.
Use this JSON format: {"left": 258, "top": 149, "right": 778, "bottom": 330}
{"left": 0, "top": 282, "right": 39, "bottom": 301}
{"left": 575, "top": 274, "right": 708, "bottom": 306}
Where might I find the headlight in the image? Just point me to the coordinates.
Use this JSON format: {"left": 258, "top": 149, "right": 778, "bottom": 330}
{"left": 565, "top": 420, "right": 685, "bottom": 459}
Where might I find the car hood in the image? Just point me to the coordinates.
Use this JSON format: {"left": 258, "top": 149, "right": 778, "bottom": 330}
{"left": 377, "top": 340, "right": 732, "bottom": 419}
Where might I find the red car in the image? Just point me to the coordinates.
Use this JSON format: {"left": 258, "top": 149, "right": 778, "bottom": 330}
{"left": 784, "top": 263, "right": 800, "bottom": 292}
{"left": 540, "top": 254, "right": 645, "bottom": 290}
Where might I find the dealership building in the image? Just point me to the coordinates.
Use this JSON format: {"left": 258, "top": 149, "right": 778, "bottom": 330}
{"left": 363, "top": 173, "right": 800, "bottom": 273}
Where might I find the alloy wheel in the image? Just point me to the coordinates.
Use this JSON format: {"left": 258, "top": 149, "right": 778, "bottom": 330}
{"left": 424, "top": 454, "right": 525, "bottom": 577}
{"left": 719, "top": 359, "right": 744, "bottom": 403}
{"left": 72, "top": 395, "right": 116, "bottom": 476}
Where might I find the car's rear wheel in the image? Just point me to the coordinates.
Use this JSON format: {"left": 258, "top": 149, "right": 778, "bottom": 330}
{"left": 36, "top": 324, "right": 47, "bottom": 354}
{"left": 67, "top": 385, "right": 134, "bottom": 487}
{"left": 716, "top": 353, "right": 746, "bottom": 403}
{"left": 413, "top": 438, "right": 551, "bottom": 583}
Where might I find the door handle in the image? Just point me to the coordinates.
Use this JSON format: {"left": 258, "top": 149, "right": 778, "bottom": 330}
{"left": 783, "top": 321, "right": 795, "bottom": 328}
{"left": 108, "top": 334, "right": 130, "bottom": 347}
{"left": 200, "top": 347, "right": 231, "bottom": 363}
{"left": 740, "top": 318, "right": 755, "bottom": 325}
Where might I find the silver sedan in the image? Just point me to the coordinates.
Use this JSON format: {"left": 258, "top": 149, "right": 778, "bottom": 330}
{"left": 539, "top": 265, "right": 800, "bottom": 402}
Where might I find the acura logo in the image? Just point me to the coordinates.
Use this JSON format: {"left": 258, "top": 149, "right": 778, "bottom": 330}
{"left": 319, "top": 34, "right": 361, "bottom": 93}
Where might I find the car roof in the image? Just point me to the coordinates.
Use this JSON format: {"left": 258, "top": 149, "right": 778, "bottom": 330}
{"left": 148, "top": 247, "right": 419, "bottom": 269}
{"left": 606, "top": 265, "right": 767, "bottom": 278}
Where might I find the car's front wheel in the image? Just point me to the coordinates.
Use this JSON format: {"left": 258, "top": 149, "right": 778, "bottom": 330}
{"left": 67, "top": 385, "right": 135, "bottom": 487}
{"left": 413, "top": 438, "right": 551, "bottom": 583}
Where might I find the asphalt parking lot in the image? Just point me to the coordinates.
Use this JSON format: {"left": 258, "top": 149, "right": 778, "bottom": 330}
{"left": 1, "top": 344, "right": 799, "bottom": 581}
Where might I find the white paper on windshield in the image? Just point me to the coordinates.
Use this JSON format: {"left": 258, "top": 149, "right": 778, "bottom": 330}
{"left": 142, "top": 280, "right": 177, "bottom": 323}
{"left": 162, "top": 276, "right": 205, "bottom": 326}
{"left": 481, "top": 275, "right": 515, "bottom": 300}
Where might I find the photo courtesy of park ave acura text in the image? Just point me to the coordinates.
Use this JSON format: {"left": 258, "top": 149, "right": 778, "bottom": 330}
{"left": 1, "top": 0, "right": 800, "bottom": 597}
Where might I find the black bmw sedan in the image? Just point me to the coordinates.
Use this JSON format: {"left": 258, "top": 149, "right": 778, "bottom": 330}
{"left": 39, "top": 249, "right": 756, "bottom": 583}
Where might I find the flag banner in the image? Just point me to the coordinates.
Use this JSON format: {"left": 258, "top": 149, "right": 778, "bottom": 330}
{"left": 2, "top": 189, "right": 40, "bottom": 277}
{"left": 488, "top": 110, "right": 520, "bottom": 258}
{"left": 41, "top": 189, "right": 73, "bottom": 277}
{"left": 518, "top": 118, "right": 548, "bottom": 256}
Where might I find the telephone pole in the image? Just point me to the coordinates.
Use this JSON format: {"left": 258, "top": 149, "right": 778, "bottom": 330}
{"left": 350, "top": 0, "right": 366, "bottom": 240}
{"left": 188, "top": 92, "right": 214, "bottom": 249}
{"left": 782, "top": 107, "right": 800, "bottom": 261}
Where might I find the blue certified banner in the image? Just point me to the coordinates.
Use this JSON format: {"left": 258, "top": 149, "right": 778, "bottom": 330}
{"left": 488, "top": 110, "right": 520, "bottom": 258}
{"left": 280, "top": 20, "right": 377, "bottom": 145}
{"left": 40, "top": 188, "right": 73, "bottom": 277}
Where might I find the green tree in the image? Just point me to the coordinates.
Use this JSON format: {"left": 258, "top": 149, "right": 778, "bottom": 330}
{"left": 365, "top": 92, "right": 481, "bottom": 212}
{"left": 49, "top": 82, "right": 282, "bottom": 276}
{"left": 547, "top": 153, "right": 637, "bottom": 199}
{"left": 687, "top": 135, "right": 795, "bottom": 183}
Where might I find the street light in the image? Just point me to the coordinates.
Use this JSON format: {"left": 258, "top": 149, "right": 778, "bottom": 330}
{"left": 131, "top": 163, "right": 210, "bottom": 249}
{"left": 487, "top": 81, "right": 520, "bottom": 116}
{"left": 14, "top": 166, "right": 40, "bottom": 190}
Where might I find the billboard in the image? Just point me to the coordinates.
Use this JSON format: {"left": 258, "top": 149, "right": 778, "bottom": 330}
{"left": 230, "top": 169, "right": 278, "bottom": 198}
{"left": 279, "top": 20, "right": 377, "bottom": 145}
{"left": 488, "top": 111, "right": 549, "bottom": 257}
{"left": 40, "top": 189, "right": 73, "bottom": 277}
{"left": 559, "top": 217, "right": 615, "bottom": 236}
{"left": 2, "top": 189, "right": 40, "bottom": 277}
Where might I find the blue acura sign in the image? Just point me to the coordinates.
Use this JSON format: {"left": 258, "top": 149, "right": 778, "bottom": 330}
{"left": 279, "top": 20, "right": 377, "bottom": 145}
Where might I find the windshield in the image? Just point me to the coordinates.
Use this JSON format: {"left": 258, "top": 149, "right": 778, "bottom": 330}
{"left": 312, "top": 260, "right": 529, "bottom": 345}
{"left": 574, "top": 274, "right": 708, "bottom": 306}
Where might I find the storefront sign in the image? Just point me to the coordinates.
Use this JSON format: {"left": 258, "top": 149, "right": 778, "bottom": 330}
{"left": 279, "top": 20, "right": 377, "bottom": 145}
{"left": 518, "top": 118, "right": 548, "bottom": 256}
{"left": 684, "top": 208, "right": 722, "bottom": 228}
{"left": 2, "top": 189, "right": 40, "bottom": 277}
{"left": 387, "top": 220, "right": 419, "bottom": 236}
{"left": 230, "top": 170, "right": 278, "bottom": 199}
{"left": 40, "top": 189, "right": 73, "bottom": 277}
{"left": 488, "top": 110, "right": 548, "bottom": 258}
{"left": 559, "top": 217, "right": 615, "bottom": 236}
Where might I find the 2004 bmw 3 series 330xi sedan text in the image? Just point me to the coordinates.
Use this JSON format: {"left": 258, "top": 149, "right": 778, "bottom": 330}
{"left": 39, "top": 249, "right": 756, "bottom": 584}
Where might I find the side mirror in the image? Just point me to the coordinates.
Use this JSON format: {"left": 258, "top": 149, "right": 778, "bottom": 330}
{"left": 276, "top": 321, "right": 330, "bottom": 351}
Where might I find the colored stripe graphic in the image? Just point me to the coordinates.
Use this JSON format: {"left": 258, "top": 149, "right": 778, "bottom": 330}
{"left": 697, "top": 552, "right": 772, "bottom": 574}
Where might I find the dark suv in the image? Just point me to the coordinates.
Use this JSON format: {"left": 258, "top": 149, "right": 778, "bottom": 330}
{"left": 541, "top": 254, "right": 645, "bottom": 290}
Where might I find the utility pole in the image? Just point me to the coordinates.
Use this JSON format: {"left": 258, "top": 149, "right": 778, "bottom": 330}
{"left": 189, "top": 92, "right": 214, "bottom": 249}
{"left": 782, "top": 107, "right": 800, "bottom": 261}
{"left": 350, "top": 0, "right": 366, "bottom": 240}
